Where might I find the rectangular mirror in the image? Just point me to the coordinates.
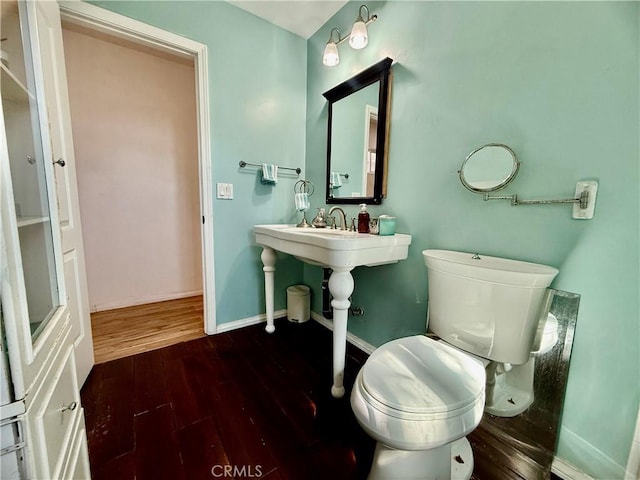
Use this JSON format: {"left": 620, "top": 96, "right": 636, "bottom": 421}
{"left": 323, "top": 57, "right": 392, "bottom": 205}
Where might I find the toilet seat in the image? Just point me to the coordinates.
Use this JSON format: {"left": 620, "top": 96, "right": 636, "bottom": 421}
{"left": 361, "top": 335, "right": 485, "bottom": 419}
{"left": 351, "top": 335, "right": 486, "bottom": 450}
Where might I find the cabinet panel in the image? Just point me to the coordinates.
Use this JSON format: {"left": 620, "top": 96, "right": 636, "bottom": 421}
{"left": 28, "top": 341, "right": 81, "bottom": 479}
{"left": 62, "top": 412, "right": 91, "bottom": 480}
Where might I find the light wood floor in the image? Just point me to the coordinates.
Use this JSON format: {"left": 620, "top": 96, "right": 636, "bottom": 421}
{"left": 91, "top": 296, "right": 205, "bottom": 364}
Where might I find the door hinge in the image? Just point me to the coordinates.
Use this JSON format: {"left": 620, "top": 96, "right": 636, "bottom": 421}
{"left": 202, "top": 216, "right": 205, "bottom": 224}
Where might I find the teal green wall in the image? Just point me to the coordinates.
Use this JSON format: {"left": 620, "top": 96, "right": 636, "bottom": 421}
{"left": 305, "top": 1, "right": 639, "bottom": 478}
{"left": 90, "top": 0, "right": 307, "bottom": 321}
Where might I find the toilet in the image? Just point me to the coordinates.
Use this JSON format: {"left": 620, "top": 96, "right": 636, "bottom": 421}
{"left": 350, "top": 249, "right": 558, "bottom": 480}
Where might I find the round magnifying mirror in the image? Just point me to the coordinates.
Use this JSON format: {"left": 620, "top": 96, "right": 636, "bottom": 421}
{"left": 459, "top": 143, "right": 519, "bottom": 193}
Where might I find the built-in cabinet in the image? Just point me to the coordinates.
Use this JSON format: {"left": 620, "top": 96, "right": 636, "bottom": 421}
{"left": 2, "top": 0, "right": 59, "bottom": 341}
{"left": 1, "top": 0, "right": 91, "bottom": 477}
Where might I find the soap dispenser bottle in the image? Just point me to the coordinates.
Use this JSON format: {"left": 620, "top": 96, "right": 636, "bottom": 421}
{"left": 357, "top": 204, "right": 370, "bottom": 233}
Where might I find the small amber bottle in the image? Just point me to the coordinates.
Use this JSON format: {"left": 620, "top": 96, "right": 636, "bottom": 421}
{"left": 357, "top": 204, "right": 370, "bottom": 233}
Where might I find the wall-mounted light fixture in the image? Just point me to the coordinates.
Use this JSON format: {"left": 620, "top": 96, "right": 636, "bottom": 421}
{"left": 322, "top": 5, "right": 377, "bottom": 67}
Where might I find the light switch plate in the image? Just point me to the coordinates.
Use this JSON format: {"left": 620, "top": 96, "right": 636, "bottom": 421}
{"left": 217, "top": 183, "right": 233, "bottom": 199}
{"left": 572, "top": 181, "right": 598, "bottom": 219}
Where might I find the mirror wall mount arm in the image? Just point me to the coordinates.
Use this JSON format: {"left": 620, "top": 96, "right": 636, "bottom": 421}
{"left": 483, "top": 191, "right": 588, "bottom": 207}
{"left": 481, "top": 181, "right": 599, "bottom": 219}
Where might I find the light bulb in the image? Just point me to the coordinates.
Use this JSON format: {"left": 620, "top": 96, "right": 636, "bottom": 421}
{"left": 349, "top": 18, "right": 368, "bottom": 49}
{"left": 323, "top": 41, "right": 339, "bottom": 67}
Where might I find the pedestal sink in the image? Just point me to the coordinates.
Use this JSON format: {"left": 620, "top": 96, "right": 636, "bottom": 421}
{"left": 255, "top": 224, "right": 412, "bottom": 398}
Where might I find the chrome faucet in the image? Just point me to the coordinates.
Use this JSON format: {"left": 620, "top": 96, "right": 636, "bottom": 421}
{"left": 328, "top": 206, "right": 347, "bottom": 230}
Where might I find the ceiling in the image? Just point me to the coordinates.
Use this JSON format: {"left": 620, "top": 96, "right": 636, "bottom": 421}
{"left": 226, "top": 1, "right": 349, "bottom": 39}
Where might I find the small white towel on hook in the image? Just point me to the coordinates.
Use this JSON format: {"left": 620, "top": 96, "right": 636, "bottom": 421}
{"left": 330, "top": 172, "right": 342, "bottom": 189}
{"left": 261, "top": 164, "right": 278, "bottom": 184}
{"left": 294, "top": 193, "right": 310, "bottom": 211}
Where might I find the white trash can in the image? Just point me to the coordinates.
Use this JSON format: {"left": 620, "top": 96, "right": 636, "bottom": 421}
{"left": 287, "top": 285, "right": 310, "bottom": 323}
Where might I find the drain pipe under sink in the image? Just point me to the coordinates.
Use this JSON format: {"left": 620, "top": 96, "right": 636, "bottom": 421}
{"left": 322, "top": 267, "right": 333, "bottom": 319}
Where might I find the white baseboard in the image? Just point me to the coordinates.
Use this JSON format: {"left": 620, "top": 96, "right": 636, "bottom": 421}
{"left": 552, "top": 457, "right": 596, "bottom": 480}
{"left": 213, "top": 311, "right": 378, "bottom": 354}
{"left": 310, "top": 311, "right": 377, "bottom": 354}
{"left": 91, "top": 290, "right": 203, "bottom": 312}
{"left": 215, "top": 309, "right": 287, "bottom": 334}
{"left": 625, "top": 409, "right": 640, "bottom": 480}
{"left": 552, "top": 426, "right": 626, "bottom": 480}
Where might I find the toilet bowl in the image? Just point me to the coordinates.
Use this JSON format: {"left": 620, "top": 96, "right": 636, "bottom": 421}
{"left": 350, "top": 250, "right": 558, "bottom": 479}
{"left": 351, "top": 335, "right": 485, "bottom": 480}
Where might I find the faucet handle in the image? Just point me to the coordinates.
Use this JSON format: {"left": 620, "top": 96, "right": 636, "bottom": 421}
{"left": 328, "top": 216, "right": 337, "bottom": 229}
{"left": 349, "top": 218, "right": 356, "bottom": 232}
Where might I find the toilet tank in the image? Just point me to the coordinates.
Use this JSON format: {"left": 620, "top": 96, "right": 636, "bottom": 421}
{"left": 423, "top": 250, "right": 558, "bottom": 365}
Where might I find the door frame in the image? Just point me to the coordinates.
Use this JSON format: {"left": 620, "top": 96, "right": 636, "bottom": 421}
{"left": 58, "top": 1, "right": 216, "bottom": 334}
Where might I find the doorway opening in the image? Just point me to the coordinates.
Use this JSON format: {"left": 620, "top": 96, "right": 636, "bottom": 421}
{"left": 59, "top": 3, "right": 215, "bottom": 362}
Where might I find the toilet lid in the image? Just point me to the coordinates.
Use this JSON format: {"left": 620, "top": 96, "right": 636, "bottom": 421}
{"left": 361, "top": 335, "right": 485, "bottom": 415}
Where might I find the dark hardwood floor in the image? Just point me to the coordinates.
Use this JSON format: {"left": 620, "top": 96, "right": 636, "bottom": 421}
{"left": 82, "top": 318, "right": 374, "bottom": 480}
{"left": 82, "top": 318, "right": 559, "bottom": 480}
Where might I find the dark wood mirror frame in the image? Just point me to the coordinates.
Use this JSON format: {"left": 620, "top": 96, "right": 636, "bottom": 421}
{"left": 323, "top": 57, "right": 393, "bottom": 205}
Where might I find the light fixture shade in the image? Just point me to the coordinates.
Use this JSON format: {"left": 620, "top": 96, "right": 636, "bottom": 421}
{"left": 349, "top": 19, "right": 368, "bottom": 49}
{"left": 323, "top": 41, "right": 340, "bottom": 66}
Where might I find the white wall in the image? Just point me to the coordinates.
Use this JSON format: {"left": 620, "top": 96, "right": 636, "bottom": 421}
{"left": 62, "top": 25, "right": 202, "bottom": 311}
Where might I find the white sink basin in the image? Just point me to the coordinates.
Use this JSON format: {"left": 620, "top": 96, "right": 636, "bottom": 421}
{"left": 254, "top": 224, "right": 412, "bottom": 268}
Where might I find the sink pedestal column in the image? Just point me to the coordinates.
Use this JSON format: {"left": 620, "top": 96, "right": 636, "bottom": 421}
{"left": 261, "top": 247, "right": 277, "bottom": 333}
{"left": 328, "top": 267, "right": 354, "bottom": 398}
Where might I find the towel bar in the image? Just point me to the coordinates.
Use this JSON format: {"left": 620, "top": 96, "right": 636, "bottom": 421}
{"left": 239, "top": 161, "right": 301, "bottom": 175}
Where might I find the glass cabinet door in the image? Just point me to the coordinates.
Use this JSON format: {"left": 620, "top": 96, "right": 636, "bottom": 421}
{"left": 1, "top": 0, "right": 61, "bottom": 342}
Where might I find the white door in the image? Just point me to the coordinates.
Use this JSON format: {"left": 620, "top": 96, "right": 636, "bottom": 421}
{"left": 31, "top": 0, "right": 94, "bottom": 385}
